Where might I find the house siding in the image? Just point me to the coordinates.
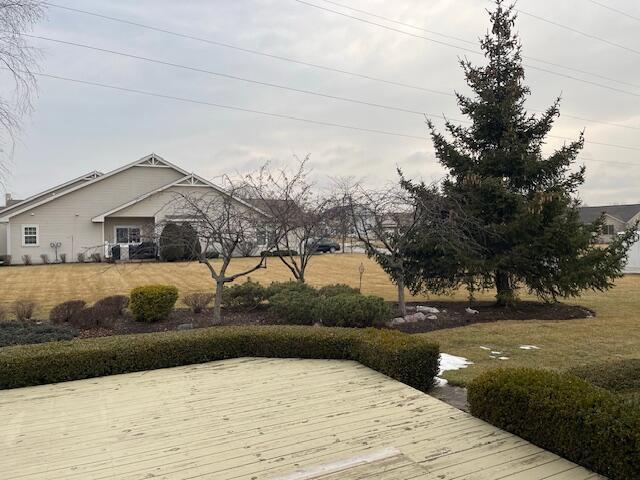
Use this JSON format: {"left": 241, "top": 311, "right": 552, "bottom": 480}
{"left": 599, "top": 214, "right": 628, "bottom": 244}
{"left": 7, "top": 166, "right": 183, "bottom": 264}
{"left": 0, "top": 223, "right": 6, "bottom": 257}
{"left": 0, "top": 177, "right": 91, "bottom": 218}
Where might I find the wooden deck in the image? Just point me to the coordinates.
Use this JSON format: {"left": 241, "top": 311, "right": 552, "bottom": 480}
{"left": 0, "top": 358, "right": 603, "bottom": 479}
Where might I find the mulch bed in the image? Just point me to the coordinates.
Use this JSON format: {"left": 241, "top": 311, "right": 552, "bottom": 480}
{"left": 390, "top": 301, "right": 595, "bottom": 334}
{"left": 73, "top": 300, "right": 595, "bottom": 339}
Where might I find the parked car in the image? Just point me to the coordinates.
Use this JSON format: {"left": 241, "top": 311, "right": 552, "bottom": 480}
{"left": 308, "top": 238, "right": 341, "bottom": 253}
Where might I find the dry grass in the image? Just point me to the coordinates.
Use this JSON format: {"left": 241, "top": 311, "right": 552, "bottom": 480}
{"left": 0, "top": 254, "right": 638, "bottom": 384}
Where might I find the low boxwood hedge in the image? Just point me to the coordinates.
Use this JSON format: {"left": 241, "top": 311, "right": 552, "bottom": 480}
{"left": 0, "top": 326, "right": 439, "bottom": 393}
{"left": 468, "top": 368, "right": 640, "bottom": 480}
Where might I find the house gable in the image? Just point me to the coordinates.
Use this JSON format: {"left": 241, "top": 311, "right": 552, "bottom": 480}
{"left": 0, "top": 154, "right": 187, "bottom": 222}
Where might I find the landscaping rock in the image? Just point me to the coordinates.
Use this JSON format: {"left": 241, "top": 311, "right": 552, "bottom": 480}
{"left": 404, "top": 312, "right": 426, "bottom": 323}
{"left": 465, "top": 307, "right": 479, "bottom": 314}
{"left": 177, "top": 323, "right": 194, "bottom": 331}
{"left": 417, "top": 306, "right": 440, "bottom": 314}
{"left": 427, "top": 314, "right": 438, "bottom": 320}
{"left": 387, "top": 317, "right": 406, "bottom": 327}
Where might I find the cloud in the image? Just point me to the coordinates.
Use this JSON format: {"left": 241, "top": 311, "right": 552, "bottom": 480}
{"left": 2, "top": 0, "right": 638, "bottom": 205}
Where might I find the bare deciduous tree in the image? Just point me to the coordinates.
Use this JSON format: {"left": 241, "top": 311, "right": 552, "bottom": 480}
{"left": 244, "top": 156, "right": 335, "bottom": 283}
{"left": 161, "top": 180, "right": 271, "bottom": 323}
{"left": 0, "top": 1, "right": 44, "bottom": 173}
{"left": 350, "top": 179, "right": 483, "bottom": 316}
{"left": 328, "top": 175, "right": 360, "bottom": 253}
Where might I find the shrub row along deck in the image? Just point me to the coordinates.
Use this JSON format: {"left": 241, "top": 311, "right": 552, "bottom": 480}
{"left": 0, "top": 357, "right": 601, "bottom": 479}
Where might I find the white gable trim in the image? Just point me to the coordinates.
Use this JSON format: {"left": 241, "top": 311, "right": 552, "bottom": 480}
{"left": 0, "top": 170, "right": 102, "bottom": 218}
{"left": 91, "top": 174, "right": 268, "bottom": 222}
{"left": 0, "top": 154, "right": 188, "bottom": 222}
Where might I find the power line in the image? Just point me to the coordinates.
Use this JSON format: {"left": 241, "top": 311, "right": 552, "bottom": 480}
{"left": 41, "top": 2, "right": 640, "bottom": 132}
{"left": 42, "top": 1, "right": 453, "bottom": 98}
{"left": 314, "top": 0, "right": 640, "bottom": 90}
{"left": 293, "top": 0, "right": 640, "bottom": 96}
{"left": 586, "top": 0, "right": 640, "bottom": 23}
{"left": 317, "top": 0, "right": 477, "bottom": 46}
{"left": 17, "top": 69, "right": 640, "bottom": 165}
{"left": 25, "top": 33, "right": 640, "bottom": 151}
{"left": 518, "top": 8, "right": 640, "bottom": 56}
{"left": 23, "top": 70, "right": 429, "bottom": 141}
{"left": 23, "top": 33, "right": 450, "bottom": 119}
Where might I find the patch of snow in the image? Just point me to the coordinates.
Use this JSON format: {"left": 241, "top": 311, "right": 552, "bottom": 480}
{"left": 479, "top": 346, "right": 491, "bottom": 351}
{"left": 417, "top": 306, "right": 440, "bottom": 314}
{"left": 465, "top": 307, "right": 479, "bottom": 314}
{"left": 519, "top": 345, "right": 541, "bottom": 350}
{"left": 491, "top": 351, "right": 502, "bottom": 355}
{"left": 498, "top": 357, "right": 510, "bottom": 360}
{"left": 434, "top": 353, "right": 474, "bottom": 387}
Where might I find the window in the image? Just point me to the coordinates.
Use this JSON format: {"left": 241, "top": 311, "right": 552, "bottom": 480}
{"left": 115, "top": 227, "right": 141, "bottom": 244}
{"left": 603, "top": 224, "right": 615, "bottom": 235}
{"left": 22, "top": 225, "right": 39, "bottom": 246}
{"left": 256, "top": 226, "right": 267, "bottom": 246}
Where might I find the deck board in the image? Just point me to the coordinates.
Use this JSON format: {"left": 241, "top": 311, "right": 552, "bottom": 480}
{"left": 0, "top": 358, "right": 603, "bottom": 479}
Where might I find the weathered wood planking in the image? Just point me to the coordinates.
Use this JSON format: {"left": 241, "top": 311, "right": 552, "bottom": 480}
{"left": 0, "top": 358, "right": 603, "bottom": 479}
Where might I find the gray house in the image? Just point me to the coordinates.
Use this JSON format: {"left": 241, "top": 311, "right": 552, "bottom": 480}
{"left": 0, "top": 154, "right": 268, "bottom": 264}
{"left": 578, "top": 203, "right": 640, "bottom": 243}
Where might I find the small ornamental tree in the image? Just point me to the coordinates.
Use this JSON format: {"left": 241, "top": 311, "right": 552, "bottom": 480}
{"left": 407, "top": 0, "right": 637, "bottom": 305}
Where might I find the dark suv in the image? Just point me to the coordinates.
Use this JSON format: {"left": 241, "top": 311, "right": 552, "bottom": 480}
{"left": 309, "top": 238, "right": 341, "bottom": 253}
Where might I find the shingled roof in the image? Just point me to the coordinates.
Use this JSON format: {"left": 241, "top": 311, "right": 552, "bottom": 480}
{"left": 579, "top": 204, "right": 640, "bottom": 224}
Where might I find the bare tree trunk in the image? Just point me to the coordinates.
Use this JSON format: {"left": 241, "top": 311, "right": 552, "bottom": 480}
{"left": 495, "top": 269, "right": 514, "bottom": 307}
{"left": 397, "top": 276, "right": 407, "bottom": 317}
{"left": 213, "top": 279, "right": 224, "bottom": 324}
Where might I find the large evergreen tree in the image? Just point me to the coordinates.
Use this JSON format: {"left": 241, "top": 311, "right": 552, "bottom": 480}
{"left": 407, "top": 0, "right": 636, "bottom": 306}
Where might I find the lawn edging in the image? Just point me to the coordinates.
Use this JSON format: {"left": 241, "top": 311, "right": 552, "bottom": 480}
{"left": 468, "top": 368, "right": 640, "bottom": 480}
{"left": 0, "top": 326, "right": 439, "bottom": 392}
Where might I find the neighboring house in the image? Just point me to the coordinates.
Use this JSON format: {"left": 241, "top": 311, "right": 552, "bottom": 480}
{"left": 0, "top": 154, "right": 268, "bottom": 264}
{"left": 578, "top": 203, "right": 640, "bottom": 243}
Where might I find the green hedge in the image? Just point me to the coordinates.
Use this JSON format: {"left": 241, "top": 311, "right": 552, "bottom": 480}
{"left": 468, "top": 368, "right": 640, "bottom": 480}
{"left": 0, "top": 326, "right": 439, "bottom": 392}
{"left": 314, "top": 294, "right": 390, "bottom": 328}
{"left": 569, "top": 359, "right": 640, "bottom": 395}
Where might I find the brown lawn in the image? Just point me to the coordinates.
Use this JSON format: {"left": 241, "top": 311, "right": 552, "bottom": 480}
{"left": 0, "top": 253, "right": 638, "bottom": 385}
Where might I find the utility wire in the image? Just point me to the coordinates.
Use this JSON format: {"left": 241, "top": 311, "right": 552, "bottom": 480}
{"left": 24, "top": 33, "right": 640, "bottom": 151}
{"left": 293, "top": 0, "right": 640, "bottom": 96}
{"left": 21, "top": 70, "right": 429, "bottom": 141}
{"left": 586, "top": 0, "right": 640, "bottom": 23}
{"left": 41, "top": 2, "right": 640, "bottom": 132}
{"left": 6, "top": 68, "right": 638, "bottom": 167}
{"left": 517, "top": 8, "right": 640, "bottom": 57}
{"left": 315, "top": 0, "right": 640, "bottom": 90}
{"left": 41, "top": 1, "right": 452, "bottom": 98}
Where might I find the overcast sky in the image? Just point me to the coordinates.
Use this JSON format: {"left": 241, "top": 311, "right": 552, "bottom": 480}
{"left": 2, "top": 0, "right": 639, "bottom": 205}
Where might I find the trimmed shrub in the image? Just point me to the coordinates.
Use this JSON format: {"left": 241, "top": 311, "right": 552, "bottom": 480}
{"left": 40, "top": 254, "right": 50, "bottom": 264}
{"left": 468, "top": 368, "right": 640, "bottom": 480}
{"left": 93, "top": 295, "right": 129, "bottom": 317}
{"left": 160, "top": 223, "right": 201, "bottom": 261}
{"left": 569, "top": 359, "right": 640, "bottom": 395}
{"left": 183, "top": 292, "right": 214, "bottom": 313}
{"left": 90, "top": 252, "right": 102, "bottom": 263}
{"left": 130, "top": 285, "right": 178, "bottom": 323}
{"left": 205, "top": 249, "right": 220, "bottom": 259}
{"left": 70, "top": 307, "right": 116, "bottom": 330}
{"left": 77, "top": 253, "right": 86, "bottom": 263}
{"left": 60, "top": 253, "right": 66, "bottom": 264}
{"left": 314, "top": 294, "right": 390, "bottom": 328}
{"left": 0, "top": 321, "right": 77, "bottom": 348}
{"left": 222, "top": 278, "right": 267, "bottom": 310}
{"left": 181, "top": 223, "right": 202, "bottom": 260}
{"left": 0, "top": 326, "right": 439, "bottom": 393}
{"left": 22, "top": 255, "right": 32, "bottom": 265}
{"left": 265, "top": 281, "right": 317, "bottom": 299}
{"left": 269, "top": 290, "right": 320, "bottom": 325}
{"left": 318, "top": 284, "right": 361, "bottom": 298}
{"left": 49, "top": 300, "right": 87, "bottom": 325}
{"left": 14, "top": 300, "right": 36, "bottom": 321}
